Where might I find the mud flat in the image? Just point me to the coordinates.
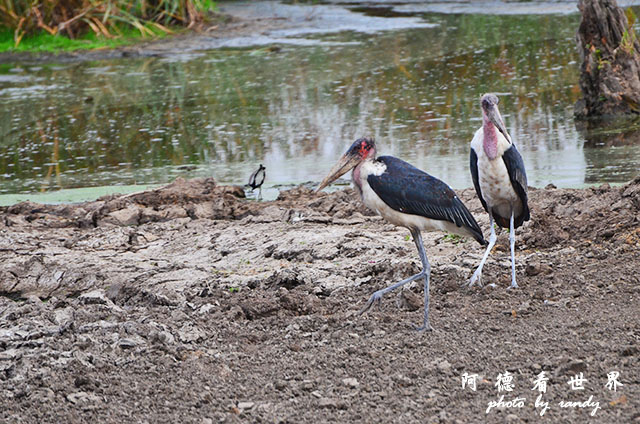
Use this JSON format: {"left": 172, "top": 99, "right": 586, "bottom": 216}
{"left": 0, "top": 177, "right": 639, "bottom": 422}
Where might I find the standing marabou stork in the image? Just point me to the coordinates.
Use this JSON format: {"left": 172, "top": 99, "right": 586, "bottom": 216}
{"left": 468, "top": 94, "right": 530, "bottom": 288}
{"left": 316, "top": 137, "right": 486, "bottom": 331}
{"left": 246, "top": 164, "right": 266, "bottom": 199}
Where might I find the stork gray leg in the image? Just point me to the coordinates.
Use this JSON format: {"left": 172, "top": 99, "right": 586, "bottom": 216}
{"left": 467, "top": 213, "right": 496, "bottom": 287}
{"left": 509, "top": 210, "right": 518, "bottom": 289}
{"left": 360, "top": 229, "right": 433, "bottom": 331}
{"left": 359, "top": 272, "right": 424, "bottom": 314}
{"left": 412, "top": 230, "right": 432, "bottom": 332}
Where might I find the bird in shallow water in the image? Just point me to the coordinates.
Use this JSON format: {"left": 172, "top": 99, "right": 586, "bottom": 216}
{"left": 246, "top": 164, "right": 266, "bottom": 199}
{"left": 468, "top": 94, "right": 530, "bottom": 289}
{"left": 316, "top": 137, "right": 486, "bottom": 331}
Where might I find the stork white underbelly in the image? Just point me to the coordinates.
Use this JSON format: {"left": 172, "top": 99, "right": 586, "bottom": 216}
{"left": 476, "top": 152, "right": 522, "bottom": 219}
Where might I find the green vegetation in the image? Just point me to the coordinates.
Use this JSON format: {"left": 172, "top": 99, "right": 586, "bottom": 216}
{"left": 0, "top": 0, "right": 216, "bottom": 48}
{"left": 442, "top": 233, "right": 465, "bottom": 244}
{"left": 0, "top": 25, "right": 166, "bottom": 52}
{"left": 620, "top": 29, "right": 637, "bottom": 54}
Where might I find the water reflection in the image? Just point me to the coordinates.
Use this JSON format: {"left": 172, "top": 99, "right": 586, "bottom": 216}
{"left": 576, "top": 117, "right": 640, "bottom": 184}
{"left": 0, "top": 9, "right": 639, "bottom": 197}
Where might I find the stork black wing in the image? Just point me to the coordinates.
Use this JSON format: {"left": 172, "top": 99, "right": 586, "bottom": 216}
{"left": 255, "top": 167, "right": 265, "bottom": 187}
{"left": 368, "top": 156, "right": 485, "bottom": 245}
{"left": 470, "top": 147, "right": 488, "bottom": 213}
{"left": 247, "top": 169, "right": 258, "bottom": 187}
{"left": 502, "top": 144, "right": 530, "bottom": 228}
{"left": 247, "top": 165, "right": 265, "bottom": 189}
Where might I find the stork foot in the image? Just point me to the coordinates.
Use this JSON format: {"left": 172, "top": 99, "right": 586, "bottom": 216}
{"left": 413, "top": 322, "right": 433, "bottom": 332}
{"left": 466, "top": 269, "right": 483, "bottom": 288}
{"left": 359, "top": 290, "right": 384, "bottom": 315}
{"left": 508, "top": 280, "right": 519, "bottom": 290}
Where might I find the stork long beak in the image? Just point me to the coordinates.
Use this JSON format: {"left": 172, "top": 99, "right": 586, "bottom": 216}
{"left": 315, "top": 153, "right": 361, "bottom": 193}
{"left": 488, "top": 105, "right": 511, "bottom": 143}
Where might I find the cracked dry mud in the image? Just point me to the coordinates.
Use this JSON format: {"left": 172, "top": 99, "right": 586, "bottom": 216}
{"left": 1, "top": 177, "right": 639, "bottom": 423}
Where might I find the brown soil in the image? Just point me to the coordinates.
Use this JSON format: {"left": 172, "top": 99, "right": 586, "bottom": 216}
{"left": 1, "top": 177, "right": 639, "bottom": 423}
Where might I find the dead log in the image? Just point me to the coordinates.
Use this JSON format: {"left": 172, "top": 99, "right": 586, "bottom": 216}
{"left": 575, "top": 0, "right": 640, "bottom": 118}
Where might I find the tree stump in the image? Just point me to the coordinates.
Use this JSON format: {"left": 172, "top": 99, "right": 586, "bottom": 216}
{"left": 575, "top": 0, "right": 640, "bottom": 118}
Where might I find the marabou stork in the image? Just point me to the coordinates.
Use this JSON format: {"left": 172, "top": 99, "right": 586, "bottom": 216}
{"left": 468, "top": 94, "right": 530, "bottom": 289}
{"left": 246, "top": 164, "right": 266, "bottom": 199}
{"left": 316, "top": 137, "right": 486, "bottom": 331}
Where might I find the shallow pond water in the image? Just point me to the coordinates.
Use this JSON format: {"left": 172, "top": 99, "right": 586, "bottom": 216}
{"left": 1, "top": 1, "right": 640, "bottom": 202}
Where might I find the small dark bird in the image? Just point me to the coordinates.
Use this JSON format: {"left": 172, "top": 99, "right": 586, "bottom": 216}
{"left": 468, "top": 93, "right": 530, "bottom": 288}
{"left": 316, "top": 137, "right": 486, "bottom": 331}
{"left": 246, "top": 164, "right": 266, "bottom": 199}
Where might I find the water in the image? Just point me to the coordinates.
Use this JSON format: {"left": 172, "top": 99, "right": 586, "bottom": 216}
{"left": 1, "top": 2, "right": 640, "bottom": 203}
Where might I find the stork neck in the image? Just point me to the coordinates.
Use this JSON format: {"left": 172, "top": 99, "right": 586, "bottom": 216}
{"left": 352, "top": 161, "right": 364, "bottom": 192}
{"left": 482, "top": 113, "right": 499, "bottom": 160}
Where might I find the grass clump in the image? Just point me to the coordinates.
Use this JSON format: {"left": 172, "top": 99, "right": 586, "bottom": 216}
{"left": 0, "top": 0, "right": 216, "bottom": 47}
{"left": 442, "top": 233, "right": 465, "bottom": 244}
{"left": 0, "top": 25, "right": 163, "bottom": 52}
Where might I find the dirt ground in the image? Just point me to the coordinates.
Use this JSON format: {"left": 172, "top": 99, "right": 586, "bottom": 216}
{"left": 0, "top": 177, "right": 638, "bottom": 423}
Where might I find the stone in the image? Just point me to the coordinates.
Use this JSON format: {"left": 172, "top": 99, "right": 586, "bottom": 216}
{"left": 78, "top": 290, "right": 109, "bottom": 305}
{"left": 554, "top": 359, "right": 587, "bottom": 377}
{"left": 178, "top": 324, "right": 205, "bottom": 343}
{"left": 118, "top": 338, "right": 138, "bottom": 349}
{"left": 54, "top": 307, "right": 75, "bottom": 328}
{"left": 525, "top": 261, "right": 542, "bottom": 276}
{"left": 0, "top": 349, "right": 21, "bottom": 361}
{"left": 25, "top": 295, "right": 42, "bottom": 304}
{"left": 66, "top": 391, "right": 101, "bottom": 405}
{"left": 318, "top": 398, "right": 338, "bottom": 409}
{"left": 437, "top": 360, "right": 452, "bottom": 373}
{"left": 151, "top": 330, "right": 175, "bottom": 345}
{"left": 105, "top": 205, "right": 140, "bottom": 226}
{"left": 199, "top": 304, "right": 215, "bottom": 314}
{"left": 237, "top": 401, "right": 254, "bottom": 410}
{"left": 78, "top": 289, "right": 123, "bottom": 312}
{"left": 395, "top": 289, "right": 421, "bottom": 311}
{"left": 342, "top": 378, "right": 359, "bottom": 388}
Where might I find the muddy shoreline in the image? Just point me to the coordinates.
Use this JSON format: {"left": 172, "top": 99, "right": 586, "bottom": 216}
{"left": 1, "top": 177, "right": 638, "bottom": 422}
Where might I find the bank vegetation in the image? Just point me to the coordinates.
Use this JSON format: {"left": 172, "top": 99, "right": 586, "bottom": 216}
{"left": 0, "top": 0, "right": 216, "bottom": 47}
